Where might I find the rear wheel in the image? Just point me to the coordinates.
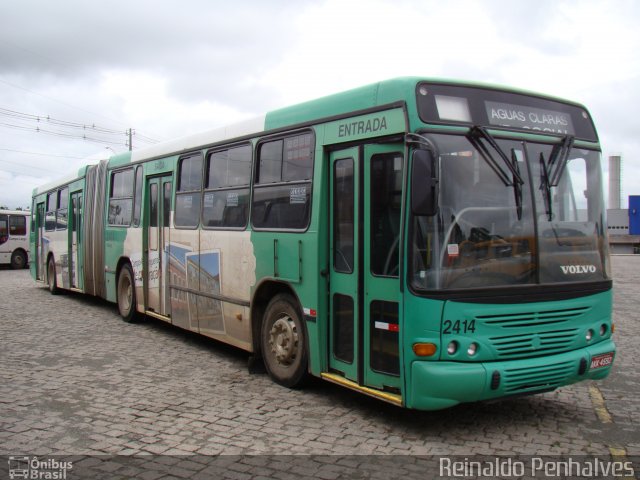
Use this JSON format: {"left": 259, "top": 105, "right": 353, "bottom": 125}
{"left": 47, "top": 257, "right": 59, "bottom": 295}
{"left": 261, "top": 294, "right": 308, "bottom": 388}
{"left": 11, "top": 250, "right": 27, "bottom": 270}
{"left": 117, "top": 264, "right": 138, "bottom": 322}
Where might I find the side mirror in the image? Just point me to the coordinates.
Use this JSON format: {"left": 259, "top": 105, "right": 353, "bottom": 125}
{"left": 411, "top": 149, "right": 439, "bottom": 216}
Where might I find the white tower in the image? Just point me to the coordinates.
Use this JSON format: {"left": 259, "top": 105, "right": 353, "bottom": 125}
{"left": 608, "top": 155, "right": 622, "bottom": 209}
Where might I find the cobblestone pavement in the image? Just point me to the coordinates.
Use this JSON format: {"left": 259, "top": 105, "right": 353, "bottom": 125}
{"left": 0, "top": 258, "right": 638, "bottom": 474}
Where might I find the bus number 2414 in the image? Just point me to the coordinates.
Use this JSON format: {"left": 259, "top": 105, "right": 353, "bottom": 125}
{"left": 443, "top": 319, "right": 476, "bottom": 334}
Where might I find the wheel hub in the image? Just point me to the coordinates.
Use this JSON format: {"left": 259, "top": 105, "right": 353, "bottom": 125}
{"left": 119, "top": 276, "right": 132, "bottom": 311}
{"left": 269, "top": 315, "right": 298, "bottom": 365}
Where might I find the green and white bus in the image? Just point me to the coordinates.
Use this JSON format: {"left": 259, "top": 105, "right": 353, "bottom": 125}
{"left": 30, "top": 78, "right": 615, "bottom": 410}
{"left": 1, "top": 209, "right": 30, "bottom": 269}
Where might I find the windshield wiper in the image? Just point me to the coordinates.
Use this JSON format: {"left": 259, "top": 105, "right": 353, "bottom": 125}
{"left": 539, "top": 152, "right": 553, "bottom": 221}
{"left": 538, "top": 135, "right": 575, "bottom": 221}
{"left": 468, "top": 126, "right": 525, "bottom": 186}
{"left": 511, "top": 148, "right": 523, "bottom": 220}
{"left": 548, "top": 135, "right": 575, "bottom": 186}
{"left": 467, "top": 126, "right": 524, "bottom": 219}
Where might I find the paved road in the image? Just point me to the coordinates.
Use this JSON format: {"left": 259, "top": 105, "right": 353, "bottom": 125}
{"left": 0, "top": 257, "right": 638, "bottom": 476}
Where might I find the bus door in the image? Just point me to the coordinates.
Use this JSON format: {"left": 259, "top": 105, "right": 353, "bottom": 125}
{"left": 70, "top": 191, "right": 82, "bottom": 289}
{"left": 329, "top": 144, "right": 404, "bottom": 391}
{"left": 36, "top": 202, "right": 45, "bottom": 281}
{"left": 145, "top": 176, "right": 172, "bottom": 317}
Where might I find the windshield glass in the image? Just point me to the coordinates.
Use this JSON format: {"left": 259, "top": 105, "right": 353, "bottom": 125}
{"left": 530, "top": 144, "right": 611, "bottom": 283}
{"left": 410, "top": 133, "right": 610, "bottom": 292}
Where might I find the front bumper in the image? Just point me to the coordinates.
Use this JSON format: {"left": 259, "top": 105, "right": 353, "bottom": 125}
{"left": 407, "top": 339, "right": 615, "bottom": 410}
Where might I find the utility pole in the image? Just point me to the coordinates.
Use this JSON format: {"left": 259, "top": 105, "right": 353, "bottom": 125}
{"left": 128, "top": 128, "right": 133, "bottom": 151}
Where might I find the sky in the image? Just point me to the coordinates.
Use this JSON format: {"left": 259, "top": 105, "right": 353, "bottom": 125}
{"left": 1, "top": 0, "right": 638, "bottom": 209}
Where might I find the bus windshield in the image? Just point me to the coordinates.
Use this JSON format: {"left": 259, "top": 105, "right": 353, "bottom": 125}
{"left": 410, "top": 133, "right": 610, "bottom": 291}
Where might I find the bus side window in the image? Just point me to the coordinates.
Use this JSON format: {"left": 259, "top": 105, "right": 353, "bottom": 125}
{"left": 175, "top": 153, "right": 203, "bottom": 228}
{"left": 370, "top": 153, "right": 404, "bottom": 277}
{"left": 163, "top": 182, "right": 171, "bottom": 228}
{"left": 31, "top": 200, "right": 36, "bottom": 232}
{"left": 203, "top": 144, "right": 252, "bottom": 229}
{"left": 108, "top": 169, "right": 134, "bottom": 226}
{"left": 45, "top": 192, "right": 56, "bottom": 231}
{"left": 9, "top": 215, "right": 27, "bottom": 236}
{"left": 252, "top": 132, "right": 313, "bottom": 230}
{"left": 150, "top": 184, "right": 158, "bottom": 228}
{"left": 57, "top": 187, "right": 69, "bottom": 230}
{"left": 71, "top": 194, "right": 82, "bottom": 240}
{"left": 132, "top": 166, "right": 143, "bottom": 227}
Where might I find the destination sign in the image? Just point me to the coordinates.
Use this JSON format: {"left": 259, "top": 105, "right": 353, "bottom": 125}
{"left": 416, "top": 83, "right": 597, "bottom": 141}
{"left": 485, "top": 101, "right": 575, "bottom": 135}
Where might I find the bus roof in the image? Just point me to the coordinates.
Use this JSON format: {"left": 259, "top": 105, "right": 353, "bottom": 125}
{"left": 128, "top": 115, "right": 267, "bottom": 165}
{"left": 0, "top": 209, "right": 30, "bottom": 215}
{"left": 121, "top": 77, "right": 422, "bottom": 165}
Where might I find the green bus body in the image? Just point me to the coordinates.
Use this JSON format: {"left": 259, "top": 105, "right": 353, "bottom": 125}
{"left": 30, "top": 77, "right": 615, "bottom": 410}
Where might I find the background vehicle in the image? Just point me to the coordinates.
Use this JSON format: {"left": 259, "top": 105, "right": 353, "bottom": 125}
{"left": 30, "top": 78, "right": 615, "bottom": 410}
{"left": 0, "top": 209, "right": 30, "bottom": 269}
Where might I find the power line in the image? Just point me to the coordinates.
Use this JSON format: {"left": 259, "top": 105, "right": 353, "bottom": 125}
{"left": 0, "top": 77, "right": 163, "bottom": 142}
{"left": 0, "top": 106, "right": 161, "bottom": 145}
{"left": 0, "top": 106, "right": 161, "bottom": 150}
{"left": 0, "top": 77, "right": 128, "bottom": 129}
{"left": 135, "top": 133, "right": 161, "bottom": 144}
{"left": 0, "top": 107, "right": 127, "bottom": 135}
{"left": 0, "top": 120, "right": 130, "bottom": 147}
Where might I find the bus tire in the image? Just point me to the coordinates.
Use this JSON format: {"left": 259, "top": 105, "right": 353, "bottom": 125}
{"left": 11, "top": 250, "right": 27, "bottom": 270}
{"left": 261, "top": 294, "right": 309, "bottom": 388}
{"left": 117, "top": 263, "right": 138, "bottom": 323}
{"left": 47, "top": 257, "right": 59, "bottom": 295}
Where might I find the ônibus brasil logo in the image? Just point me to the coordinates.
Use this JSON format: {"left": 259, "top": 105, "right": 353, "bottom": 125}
{"left": 8, "top": 456, "right": 72, "bottom": 479}
{"left": 560, "top": 264, "right": 597, "bottom": 275}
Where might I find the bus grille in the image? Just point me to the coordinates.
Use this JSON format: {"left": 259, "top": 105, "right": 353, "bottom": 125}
{"left": 477, "top": 306, "right": 589, "bottom": 360}
{"left": 502, "top": 361, "right": 575, "bottom": 393}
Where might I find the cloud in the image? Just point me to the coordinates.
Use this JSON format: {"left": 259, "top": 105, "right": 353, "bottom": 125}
{"left": 0, "top": 0, "right": 306, "bottom": 109}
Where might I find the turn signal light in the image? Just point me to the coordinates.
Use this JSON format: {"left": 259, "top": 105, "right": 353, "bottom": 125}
{"left": 413, "top": 343, "right": 437, "bottom": 357}
{"left": 611, "top": 323, "right": 615, "bottom": 334}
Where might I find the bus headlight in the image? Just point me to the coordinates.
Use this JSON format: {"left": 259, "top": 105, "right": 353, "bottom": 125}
{"left": 599, "top": 324, "right": 607, "bottom": 336}
{"left": 467, "top": 343, "right": 478, "bottom": 356}
{"left": 586, "top": 329, "right": 594, "bottom": 341}
{"left": 447, "top": 341, "right": 458, "bottom": 355}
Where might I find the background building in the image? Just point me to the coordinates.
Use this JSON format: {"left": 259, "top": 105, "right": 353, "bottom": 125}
{"left": 607, "top": 204, "right": 639, "bottom": 254}
{"left": 607, "top": 152, "right": 639, "bottom": 254}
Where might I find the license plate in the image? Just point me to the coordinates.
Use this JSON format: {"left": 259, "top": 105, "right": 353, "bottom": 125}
{"left": 590, "top": 352, "right": 614, "bottom": 370}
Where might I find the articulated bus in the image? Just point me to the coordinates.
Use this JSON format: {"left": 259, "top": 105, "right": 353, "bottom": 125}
{"left": 30, "top": 78, "right": 615, "bottom": 410}
{"left": 1, "top": 209, "right": 30, "bottom": 269}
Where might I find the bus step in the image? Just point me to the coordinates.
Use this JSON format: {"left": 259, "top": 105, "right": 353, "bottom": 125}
{"left": 320, "top": 373, "right": 402, "bottom": 406}
{"left": 145, "top": 310, "right": 171, "bottom": 322}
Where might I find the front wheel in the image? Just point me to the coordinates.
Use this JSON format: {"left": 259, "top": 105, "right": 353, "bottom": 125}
{"left": 261, "top": 294, "right": 309, "bottom": 388}
{"left": 117, "top": 264, "right": 138, "bottom": 323}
